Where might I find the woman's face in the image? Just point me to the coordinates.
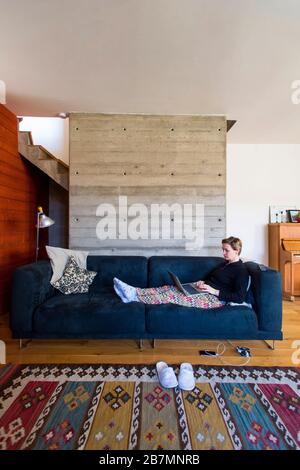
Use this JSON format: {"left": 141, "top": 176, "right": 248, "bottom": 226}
{"left": 222, "top": 243, "right": 239, "bottom": 262}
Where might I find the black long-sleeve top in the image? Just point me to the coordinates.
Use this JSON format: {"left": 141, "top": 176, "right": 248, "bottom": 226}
{"left": 205, "top": 259, "right": 249, "bottom": 303}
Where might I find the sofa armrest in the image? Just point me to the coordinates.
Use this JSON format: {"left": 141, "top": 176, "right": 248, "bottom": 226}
{"left": 245, "top": 262, "right": 282, "bottom": 333}
{"left": 10, "top": 260, "right": 55, "bottom": 337}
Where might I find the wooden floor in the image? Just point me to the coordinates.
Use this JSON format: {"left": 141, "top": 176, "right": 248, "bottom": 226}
{"left": 1, "top": 300, "right": 299, "bottom": 366}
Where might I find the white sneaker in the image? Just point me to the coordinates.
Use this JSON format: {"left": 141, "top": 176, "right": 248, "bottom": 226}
{"left": 156, "top": 361, "right": 178, "bottom": 389}
{"left": 178, "top": 363, "right": 195, "bottom": 391}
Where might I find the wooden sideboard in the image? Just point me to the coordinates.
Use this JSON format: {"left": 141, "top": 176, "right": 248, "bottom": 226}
{"left": 268, "top": 223, "right": 300, "bottom": 300}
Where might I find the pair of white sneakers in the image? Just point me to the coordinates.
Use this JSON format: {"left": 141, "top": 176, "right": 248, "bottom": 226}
{"left": 156, "top": 361, "right": 195, "bottom": 391}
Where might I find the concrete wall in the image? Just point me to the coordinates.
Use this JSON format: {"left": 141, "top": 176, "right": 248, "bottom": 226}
{"left": 69, "top": 113, "right": 226, "bottom": 255}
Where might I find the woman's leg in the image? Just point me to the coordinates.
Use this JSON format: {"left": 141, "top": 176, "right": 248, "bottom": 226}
{"left": 113, "top": 278, "right": 172, "bottom": 304}
{"left": 113, "top": 278, "right": 225, "bottom": 308}
{"left": 136, "top": 285, "right": 176, "bottom": 304}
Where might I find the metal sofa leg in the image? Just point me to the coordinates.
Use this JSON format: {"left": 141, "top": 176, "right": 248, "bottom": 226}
{"left": 139, "top": 339, "right": 144, "bottom": 351}
{"left": 263, "top": 340, "right": 275, "bottom": 350}
{"left": 152, "top": 339, "right": 156, "bottom": 349}
{"left": 19, "top": 339, "right": 32, "bottom": 349}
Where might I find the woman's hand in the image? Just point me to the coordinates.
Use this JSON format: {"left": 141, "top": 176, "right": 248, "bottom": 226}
{"left": 200, "top": 283, "right": 219, "bottom": 297}
{"left": 195, "top": 280, "right": 205, "bottom": 289}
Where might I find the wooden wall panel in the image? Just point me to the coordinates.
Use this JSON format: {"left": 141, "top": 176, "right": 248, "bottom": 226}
{"left": 69, "top": 114, "right": 226, "bottom": 256}
{"left": 0, "top": 104, "right": 49, "bottom": 315}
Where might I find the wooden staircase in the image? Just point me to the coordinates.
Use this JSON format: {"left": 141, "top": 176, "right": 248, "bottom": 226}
{"left": 18, "top": 131, "right": 69, "bottom": 190}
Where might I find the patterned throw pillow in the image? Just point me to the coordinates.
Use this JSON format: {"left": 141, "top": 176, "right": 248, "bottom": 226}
{"left": 52, "top": 255, "right": 97, "bottom": 295}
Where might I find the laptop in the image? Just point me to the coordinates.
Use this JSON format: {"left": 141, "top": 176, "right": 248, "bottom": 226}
{"left": 168, "top": 271, "right": 203, "bottom": 296}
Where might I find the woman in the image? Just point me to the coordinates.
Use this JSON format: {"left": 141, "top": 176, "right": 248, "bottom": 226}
{"left": 113, "top": 236, "right": 249, "bottom": 309}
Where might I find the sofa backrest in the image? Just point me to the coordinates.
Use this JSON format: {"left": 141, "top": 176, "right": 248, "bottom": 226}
{"left": 148, "top": 256, "right": 225, "bottom": 287}
{"left": 87, "top": 255, "right": 148, "bottom": 291}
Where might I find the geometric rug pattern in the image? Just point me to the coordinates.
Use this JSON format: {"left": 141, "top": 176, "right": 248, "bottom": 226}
{"left": 0, "top": 364, "right": 299, "bottom": 450}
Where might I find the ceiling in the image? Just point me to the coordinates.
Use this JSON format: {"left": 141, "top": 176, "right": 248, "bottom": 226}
{"left": 1, "top": 0, "right": 300, "bottom": 143}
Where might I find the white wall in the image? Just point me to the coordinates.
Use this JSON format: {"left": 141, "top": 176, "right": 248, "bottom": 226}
{"left": 227, "top": 144, "right": 300, "bottom": 264}
{"left": 19, "top": 117, "right": 69, "bottom": 164}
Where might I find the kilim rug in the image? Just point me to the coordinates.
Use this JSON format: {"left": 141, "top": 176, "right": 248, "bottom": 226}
{"left": 0, "top": 364, "right": 299, "bottom": 451}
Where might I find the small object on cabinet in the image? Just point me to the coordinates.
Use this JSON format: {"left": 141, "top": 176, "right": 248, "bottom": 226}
{"left": 287, "top": 210, "right": 300, "bottom": 223}
{"left": 269, "top": 205, "right": 295, "bottom": 223}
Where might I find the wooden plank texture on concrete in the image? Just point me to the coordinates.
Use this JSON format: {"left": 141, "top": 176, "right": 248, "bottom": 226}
{"left": 69, "top": 113, "right": 226, "bottom": 255}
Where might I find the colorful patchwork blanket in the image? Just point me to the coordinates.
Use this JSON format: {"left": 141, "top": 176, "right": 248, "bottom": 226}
{"left": 136, "top": 285, "right": 225, "bottom": 309}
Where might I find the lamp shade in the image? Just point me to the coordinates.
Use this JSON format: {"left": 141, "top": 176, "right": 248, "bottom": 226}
{"left": 36, "top": 206, "right": 55, "bottom": 228}
{"left": 36, "top": 207, "right": 55, "bottom": 262}
{"left": 38, "top": 213, "right": 55, "bottom": 228}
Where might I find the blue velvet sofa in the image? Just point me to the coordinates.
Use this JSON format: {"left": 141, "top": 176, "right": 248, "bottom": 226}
{"left": 10, "top": 256, "right": 283, "bottom": 341}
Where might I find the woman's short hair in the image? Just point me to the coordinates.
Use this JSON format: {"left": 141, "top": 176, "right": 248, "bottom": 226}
{"left": 222, "top": 236, "right": 242, "bottom": 255}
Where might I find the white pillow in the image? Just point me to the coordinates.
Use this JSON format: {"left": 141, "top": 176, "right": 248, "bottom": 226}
{"left": 46, "top": 246, "right": 89, "bottom": 284}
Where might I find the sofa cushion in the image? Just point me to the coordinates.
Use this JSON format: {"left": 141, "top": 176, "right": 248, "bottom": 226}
{"left": 87, "top": 256, "right": 148, "bottom": 292}
{"left": 33, "top": 289, "right": 145, "bottom": 336}
{"left": 145, "top": 304, "right": 258, "bottom": 338}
